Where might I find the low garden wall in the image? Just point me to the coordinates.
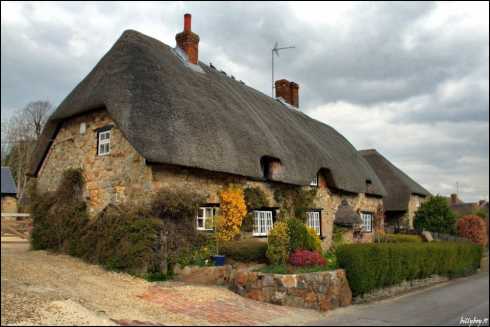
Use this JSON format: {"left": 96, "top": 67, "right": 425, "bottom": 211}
{"left": 173, "top": 264, "right": 352, "bottom": 312}
{"left": 230, "top": 269, "right": 351, "bottom": 311}
{"left": 352, "top": 275, "right": 449, "bottom": 304}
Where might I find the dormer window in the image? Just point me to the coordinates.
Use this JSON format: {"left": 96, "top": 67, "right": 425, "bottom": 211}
{"left": 260, "top": 156, "right": 282, "bottom": 181}
{"left": 96, "top": 125, "right": 113, "bottom": 156}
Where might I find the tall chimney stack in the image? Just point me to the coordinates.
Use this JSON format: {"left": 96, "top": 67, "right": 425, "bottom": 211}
{"left": 275, "top": 79, "right": 300, "bottom": 108}
{"left": 176, "top": 13, "right": 200, "bottom": 65}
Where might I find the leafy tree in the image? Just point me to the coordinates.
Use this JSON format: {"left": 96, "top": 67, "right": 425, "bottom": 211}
{"left": 414, "top": 195, "right": 457, "bottom": 234}
{"left": 215, "top": 185, "right": 247, "bottom": 244}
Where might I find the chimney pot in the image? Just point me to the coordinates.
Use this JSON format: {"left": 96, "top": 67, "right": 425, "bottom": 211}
{"left": 275, "top": 79, "right": 300, "bottom": 108}
{"left": 175, "top": 13, "right": 200, "bottom": 65}
{"left": 184, "top": 13, "right": 191, "bottom": 32}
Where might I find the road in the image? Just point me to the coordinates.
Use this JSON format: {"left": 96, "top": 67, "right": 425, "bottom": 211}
{"left": 308, "top": 272, "right": 489, "bottom": 326}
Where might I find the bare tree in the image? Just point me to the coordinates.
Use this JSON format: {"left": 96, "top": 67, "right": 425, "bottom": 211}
{"left": 2, "top": 100, "right": 52, "bottom": 201}
{"left": 24, "top": 101, "right": 51, "bottom": 139}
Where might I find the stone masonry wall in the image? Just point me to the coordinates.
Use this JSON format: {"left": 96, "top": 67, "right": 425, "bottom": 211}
{"left": 36, "top": 109, "right": 153, "bottom": 216}
{"left": 231, "top": 269, "right": 352, "bottom": 311}
{"left": 1, "top": 196, "right": 18, "bottom": 213}
{"left": 151, "top": 164, "right": 383, "bottom": 249}
{"left": 403, "top": 195, "right": 427, "bottom": 229}
{"left": 36, "top": 109, "right": 383, "bottom": 247}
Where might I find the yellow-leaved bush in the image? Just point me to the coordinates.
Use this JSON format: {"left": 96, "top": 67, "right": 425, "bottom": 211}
{"left": 216, "top": 185, "right": 247, "bottom": 242}
{"left": 306, "top": 226, "right": 322, "bottom": 252}
{"left": 266, "top": 221, "right": 290, "bottom": 265}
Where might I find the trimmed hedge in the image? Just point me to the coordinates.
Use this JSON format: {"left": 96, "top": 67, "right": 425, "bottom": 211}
{"left": 337, "top": 242, "right": 482, "bottom": 296}
{"left": 220, "top": 239, "right": 268, "bottom": 262}
{"left": 375, "top": 233, "right": 423, "bottom": 243}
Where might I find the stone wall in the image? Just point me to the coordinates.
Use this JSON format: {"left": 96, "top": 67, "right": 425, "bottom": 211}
{"left": 231, "top": 269, "right": 352, "bottom": 311}
{"left": 1, "top": 196, "right": 18, "bottom": 213}
{"left": 36, "top": 108, "right": 383, "bottom": 247}
{"left": 37, "top": 109, "right": 153, "bottom": 216}
{"left": 403, "top": 195, "right": 427, "bottom": 229}
{"left": 152, "top": 164, "right": 383, "bottom": 249}
{"left": 352, "top": 275, "right": 449, "bottom": 304}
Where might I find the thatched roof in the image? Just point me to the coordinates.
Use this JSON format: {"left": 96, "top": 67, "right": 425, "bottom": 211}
{"left": 359, "top": 149, "right": 430, "bottom": 211}
{"left": 28, "top": 30, "right": 386, "bottom": 196}
{"left": 334, "top": 200, "right": 363, "bottom": 226}
{"left": 1, "top": 167, "right": 17, "bottom": 196}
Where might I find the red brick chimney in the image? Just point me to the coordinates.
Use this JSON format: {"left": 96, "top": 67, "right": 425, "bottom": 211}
{"left": 175, "top": 13, "right": 200, "bottom": 65}
{"left": 275, "top": 79, "right": 299, "bottom": 108}
{"left": 450, "top": 193, "right": 459, "bottom": 205}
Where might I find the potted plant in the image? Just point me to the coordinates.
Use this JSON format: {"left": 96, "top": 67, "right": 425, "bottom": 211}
{"left": 212, "top": 215, "right": 226, "bottom": 266}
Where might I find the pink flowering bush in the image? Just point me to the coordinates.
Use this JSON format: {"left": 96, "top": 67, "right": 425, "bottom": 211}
{"left": 288, "top": 250, "right": 326, "bottom": 267}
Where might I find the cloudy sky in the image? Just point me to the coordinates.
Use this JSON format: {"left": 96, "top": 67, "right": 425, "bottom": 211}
{"left": 2, "top": 1, "right": 489, "bottom": 202}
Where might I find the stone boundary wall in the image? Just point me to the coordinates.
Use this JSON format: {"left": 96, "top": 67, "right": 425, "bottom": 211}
{"left": 173, "top": 265, "right": 352, "bottom": 311}
{"left": 231, "top": 269, "right": 352, "bottom": 311}
{"left": 352, "top": 275, "right": 449, "bottom": 304}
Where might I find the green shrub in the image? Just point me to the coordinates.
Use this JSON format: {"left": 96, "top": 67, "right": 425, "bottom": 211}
{"left": 414, "top": 195, "right": 457, "bottom": 234}
{"left": 150, "top": 189, "right": 208, "bottom": 267}
{"left": 242, "top": 187, "right": 270, "bottom": 232}
{"left": 287, "top": 218, "right": 318, "bottom": 252}
{"left": 220, "top": 239, "right": 268, "bottom": 262}
{"left": 337, "top": 242, "right": 482, "bottom": 296}
{"left": 375, "top": 233, "right": 423, "bottom": 243}
{"left": 266, "top": 222, "right": 290, "bottom": 265}
{"left": 306, "top": 227, "right": 322, "bottom": 252}
{"left": 80, "top": 205, "right": 163, "bottom": 274}
{"left": 30, "top": 169, "right": 90, "bottom": 253}
{"left": 30, "top": 171, "right": 208, "bottom": 276}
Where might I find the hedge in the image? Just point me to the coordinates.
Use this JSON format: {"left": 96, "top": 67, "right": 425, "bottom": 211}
{"left": 220, "top": 239, "right": 268, "bottom": 262}
{"left": 375, "top": 233, "right": 423, "bottom": 243}
{"left": 337, "top": 242, "right": 482, "bottom": 296}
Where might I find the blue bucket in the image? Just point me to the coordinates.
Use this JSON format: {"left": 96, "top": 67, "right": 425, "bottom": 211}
{"left": 212, "top": 255, "right": 226, "bottom": 266}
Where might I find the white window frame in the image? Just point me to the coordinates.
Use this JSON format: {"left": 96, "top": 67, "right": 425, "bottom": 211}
{"left": 253, "top": 210, "right": 274, "bottom": 236}
{"left": 98, "top": 130, "right": 111, "bottom": 156}
{"left": 306, "top": 211, "right": 321, "bottom": 236}
{"left": 361, "top": 212, "right": 373, "bottom": 232}
{"left": 196, "top": 206, "right": 219, "bottom": 231}
{"left": 310, "top": 174, "right": 318, "bottom": 187}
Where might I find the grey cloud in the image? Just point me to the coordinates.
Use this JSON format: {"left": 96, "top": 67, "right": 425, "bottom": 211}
{"left": 1, "top": 1, "right": 488, "bottom": 201}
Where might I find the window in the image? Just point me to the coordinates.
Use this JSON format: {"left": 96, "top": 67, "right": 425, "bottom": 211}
{"left": 98, "top": 130, "right": 111, "bottom": 156}
{"left": 310, "top": 175, "right": 318, "bottom": 187}
{"left": 253, "top": 210, "right": 273, "bottom": 236}
{"left": 196, "top": 206, "right": 219, "bottom": 231}
{"left": 306, "top": 211, "right": 321, "bottom": 235}
{"left": 361, "top": 212, "right": 373, "bottom": 232}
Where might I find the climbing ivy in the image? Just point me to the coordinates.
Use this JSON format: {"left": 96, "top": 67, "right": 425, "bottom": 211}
{"left": 242, "top": 187, "right": 270, "bottom": 232}
{"left": 273, "top": 187, "right": 318, "bottom": 221}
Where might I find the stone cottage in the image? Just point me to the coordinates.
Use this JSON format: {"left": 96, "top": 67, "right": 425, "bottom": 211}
{"left": 1, "top": 167, "right": 18, "bottom": 214}
{"left": 359, "top": 149, "right": 431, "bottom": 230}
{"left": 28, "top": 14, "right": 387, "bottom": 248}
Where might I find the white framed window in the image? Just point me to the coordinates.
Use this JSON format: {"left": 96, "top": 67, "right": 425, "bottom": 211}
{"left": 310, "top": 175, "right": 318, "bottom": 187}
{"left": 306, "top": 211, "right": 321, "bottom": 236}
{"left": 253, "top": 210, "right": 273, "bottom": 236}
{"left": 98, "top": 130, "right": 111, "bottom": 156}
{"left": 196, "top": 206, "right": 219, "bottom": 231}
{"left": 361, "top": 212, "right": 373, "bottom": 232}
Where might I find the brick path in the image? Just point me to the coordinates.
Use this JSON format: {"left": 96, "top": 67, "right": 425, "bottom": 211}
{"left": 135, "top": 283, "right": 322, "bottom": 326}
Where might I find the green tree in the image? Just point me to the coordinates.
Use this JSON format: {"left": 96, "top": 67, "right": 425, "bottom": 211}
{"left": 414, "top": 195, "right": 457, "bottom": 234}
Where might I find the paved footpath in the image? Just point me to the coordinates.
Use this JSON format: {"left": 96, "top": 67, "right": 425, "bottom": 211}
{"left": 307, "top": 271, "right": 489, "bottom": 326}
{"left": 1, "top": 240, "right": 325, "bottom": 326}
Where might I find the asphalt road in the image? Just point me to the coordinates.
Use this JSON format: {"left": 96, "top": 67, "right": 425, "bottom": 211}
{"left": 308, "top": 272, "right": 489, "bottom": 326}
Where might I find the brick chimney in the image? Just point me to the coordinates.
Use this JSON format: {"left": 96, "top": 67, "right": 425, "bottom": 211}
{"left": 275, "top": 79, "right": 299, "bottom": 108}
{"left": 175, "top": 13, "right": 200, "bottom": 65}
{"left": 450, "top": 193, "right": 459, "bottom": 205}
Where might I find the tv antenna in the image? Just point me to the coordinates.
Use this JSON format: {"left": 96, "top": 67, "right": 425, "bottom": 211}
{"left": 272, "top": 42, "right": 295, "bottom": 97}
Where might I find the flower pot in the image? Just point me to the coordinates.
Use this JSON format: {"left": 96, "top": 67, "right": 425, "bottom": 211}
{"left": 212, "top": 255, "right": 225, "bottom": 266}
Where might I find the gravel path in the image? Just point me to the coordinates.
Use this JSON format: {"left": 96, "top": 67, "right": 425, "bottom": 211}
{"left": 1, "top": 240, "right": 326, "bottom": 326}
